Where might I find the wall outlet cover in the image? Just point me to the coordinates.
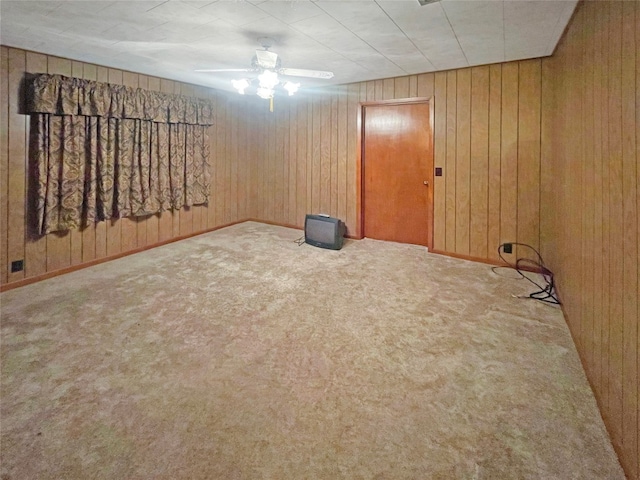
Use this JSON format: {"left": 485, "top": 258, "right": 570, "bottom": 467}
{"left": 11, "top": 260, "right": 24, "bottom": 272}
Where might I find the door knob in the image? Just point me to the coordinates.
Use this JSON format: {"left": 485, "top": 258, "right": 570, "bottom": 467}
{"left": 423, "top": 180, "right": 429, "bottom": 186}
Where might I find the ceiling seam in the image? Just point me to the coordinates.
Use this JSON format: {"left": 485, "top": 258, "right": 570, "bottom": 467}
{"left": 440, "top": 2, "right": 469, "bottom": 67}
{"left": 502, "top": 0, "right": 506, "bottom": 62}
{"left": 248, "top": 1, "right": 362, "bottom": 76}
{"left": 303, "top": 1, "right": 411, "bottom": 76}
{"left": 374, "top": 0, "right": 437, "bottom": 72}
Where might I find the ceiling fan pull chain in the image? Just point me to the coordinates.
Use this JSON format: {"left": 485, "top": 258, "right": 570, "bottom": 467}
{"left": 270, "top": 97, "right": 274, "bottom": 113}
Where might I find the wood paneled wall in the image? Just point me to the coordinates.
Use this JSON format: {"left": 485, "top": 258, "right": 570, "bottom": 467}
{"left": 1, "top": 3, "right": 638, "bottom": 474}
{"left": 541, "top": 1, "right": 638, "bottom": 478}
{"left": 0, "top": 48, "right": 551, "bottom": 282}
{"left": 249, "top": 60, "right": 545, "bottom": 263}
{"left": 0, "top": 46, "right": 259, "bottom": 288}
{"left": 245, "top": 88, "right": 360, "bottom": 235}
{"left": 245, "top": 22, "right": 638, "bottom": 475}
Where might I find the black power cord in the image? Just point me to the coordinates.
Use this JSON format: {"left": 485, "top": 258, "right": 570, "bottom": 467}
{"left": 294, "top": 235, "right": 305, "bottom": 246}
{"left": 492, "top": 243, "right": 561, "bottom": 306}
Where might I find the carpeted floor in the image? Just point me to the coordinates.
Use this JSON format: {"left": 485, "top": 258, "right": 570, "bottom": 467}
{"left": 1, "top": 221, "right": 624, "bottom": 479}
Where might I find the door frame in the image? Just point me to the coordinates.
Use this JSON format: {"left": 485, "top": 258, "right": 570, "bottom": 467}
{"left": 356, "top": 97, "right": 435, "bottom": 249}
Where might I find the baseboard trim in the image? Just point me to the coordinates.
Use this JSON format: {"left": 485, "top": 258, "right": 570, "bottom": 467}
{"left": 430, "top": 249, "right": 545, "bottom": 274}
{"left": 246, "top": 218, "right": 361, "bottom": 239}
{"left": 0, "top": 219, "right": 248, "bottom": 293}
{"left": 245, "top": 218, "right": 301, "bottom": 231}
{"left": 1, "top": 220, "right": 542, "bottom": 292}
{"left": 430, "top": 249, "right": 505, "bottom": 267}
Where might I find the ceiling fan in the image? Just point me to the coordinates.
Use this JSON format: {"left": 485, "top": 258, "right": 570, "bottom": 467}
{"left": 195, "top": 37, "right": 334, "bottom": 99}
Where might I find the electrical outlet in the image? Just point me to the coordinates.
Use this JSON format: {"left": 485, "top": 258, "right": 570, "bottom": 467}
{"left": 11, "top": 260, "right": 24, "bottom": 272}
{"left": 503, "top": 243, "right": 513, "bottom": 254}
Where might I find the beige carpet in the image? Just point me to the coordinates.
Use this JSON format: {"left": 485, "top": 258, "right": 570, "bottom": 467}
{"left": 1, "top": 221, "right": 623, "bottom": 479}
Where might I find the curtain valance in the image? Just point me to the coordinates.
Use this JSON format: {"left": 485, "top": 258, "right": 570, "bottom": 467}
{"left": 26, "top": 73, "right": 213, "bottom": 235}
{"left": 25, "top": 73, "right": 214, "bottom": 125}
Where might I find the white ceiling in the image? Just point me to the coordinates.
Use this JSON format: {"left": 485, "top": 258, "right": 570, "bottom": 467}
{"left": 0, "top": 0, "right": 577, "bottom": 93}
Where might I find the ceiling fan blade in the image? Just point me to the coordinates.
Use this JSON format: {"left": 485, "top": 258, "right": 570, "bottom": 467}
{"left": 278, "top": 68, "right": 334, "bottom": 79}
{"left": 194, "top": 68, "right": 254, "bottom": 73}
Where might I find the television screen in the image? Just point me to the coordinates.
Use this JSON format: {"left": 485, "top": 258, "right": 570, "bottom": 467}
{"left": 305, "top": 214, "right": 345, "bottom": 250}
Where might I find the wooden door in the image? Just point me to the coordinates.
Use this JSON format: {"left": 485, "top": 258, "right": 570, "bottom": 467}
{"left": 362, "top": 101, "right": 433, "bottom": 247}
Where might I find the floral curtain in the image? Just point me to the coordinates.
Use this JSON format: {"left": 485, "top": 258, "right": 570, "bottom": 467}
{"left": 25, "top": 73, "right": 214, "bottom": 235}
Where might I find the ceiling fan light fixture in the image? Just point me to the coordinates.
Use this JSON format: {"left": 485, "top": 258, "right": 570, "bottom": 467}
{"left": 255, "top": 50, "right": 279, "bottom": 69}
{"left": 258, "top": 70, "right": 279, "bottom": 89}
{"left": 232, "top": 78, "right": 250, "bottom": 94}
{"left": 283, "top": 81, "right": 300, "bottom": 96}
{"left": 256, "top": 87, "right": 275, "bottom": 99}
{"left": 198, "top": 39, "right": 333, "bottom": 102}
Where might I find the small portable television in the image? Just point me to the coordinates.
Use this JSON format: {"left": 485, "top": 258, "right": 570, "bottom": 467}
{"left": 304, "top": 214, "right": 346, "bottom": 250}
